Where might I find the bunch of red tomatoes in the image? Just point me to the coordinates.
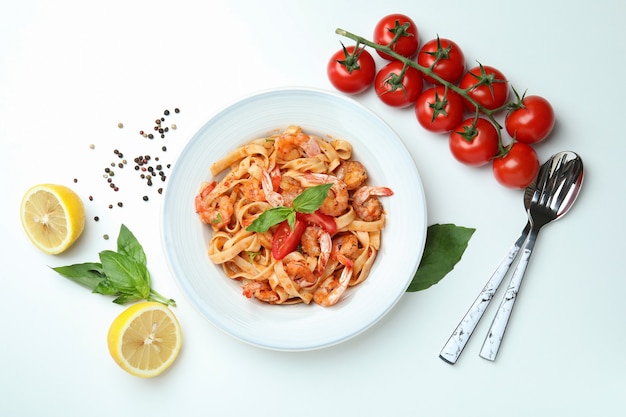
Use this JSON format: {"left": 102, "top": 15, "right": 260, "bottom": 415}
{"left": 327, "top": 14, "right": 555, "bottom": 189}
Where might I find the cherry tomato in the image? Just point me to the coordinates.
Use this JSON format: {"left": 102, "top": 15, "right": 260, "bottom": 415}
{"left": 373, "top": 13, "right": 419, "bottom": 60}
{"left": 492, "top": 142, "right": 540, "bottom": 189}
{"left": 415, "top": 86, "right": 465, "bottom": 133}
{"left": 417, "top": 37, "right": 465, "bottom": 84}
{"left": 297, "top": 210, "right": 337, "bottom": 235}
{"left": 327, "top": 44, "right": 376, "bottom": 94}
{"left": 271, "top": 219, "right": 307, "bottom": 260}
{"left": 505, "top": 95, "right": 555, "bottom": 144}
{"left": 375, "top": 61, "right": 423, "bottom": 108}
{"left": 459, "top": 65, "right": 509, "bottom": 112}
{"left": 449, "top": 118, "right": 499, "bottom": 166}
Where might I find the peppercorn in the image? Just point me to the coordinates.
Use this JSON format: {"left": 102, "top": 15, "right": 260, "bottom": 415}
{"left": 143, "top": 195, "right": 149, "bottom": 201}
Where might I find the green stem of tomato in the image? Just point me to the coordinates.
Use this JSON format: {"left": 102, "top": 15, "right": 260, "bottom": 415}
{"left": 336, "top": 28, "right": 512, "bottom": 154}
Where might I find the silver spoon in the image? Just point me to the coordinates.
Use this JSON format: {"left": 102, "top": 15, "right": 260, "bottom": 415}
{"left": 479, "top": 151, "right": 584, "bottom": 361}
{"left": 439, "top": 162, "right": 540, "bottom": 365}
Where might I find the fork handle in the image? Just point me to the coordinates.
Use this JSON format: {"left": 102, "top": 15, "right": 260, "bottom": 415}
{"left": 479, "top": 227, "right": 539, "bottom": 361}
{"left": 439, "top": 223, "right": 530, "bottom": 364}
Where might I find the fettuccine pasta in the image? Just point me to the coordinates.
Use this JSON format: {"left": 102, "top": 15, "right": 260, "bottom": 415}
{"left": 194, "top": 125, "right": 393, "bottom": 307}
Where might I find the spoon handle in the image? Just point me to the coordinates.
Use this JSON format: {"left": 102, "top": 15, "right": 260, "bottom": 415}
{"left": 479, "top": 227, "right": 539, "bottom": 361}
{"left": 439, "top": 223, "right": 530, "bottom": 364}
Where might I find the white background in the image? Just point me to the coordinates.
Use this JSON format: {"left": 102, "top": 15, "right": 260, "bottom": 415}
{"left": 1, "top": 1, "right": 624, "bottom": 416}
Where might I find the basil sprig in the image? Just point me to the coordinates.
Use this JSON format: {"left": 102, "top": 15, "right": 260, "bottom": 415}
{"left": 246, "top": 183, "right": 332, "bottom": 232}
{"left": 52, "top": 224, "right": 176, "bottom": 306}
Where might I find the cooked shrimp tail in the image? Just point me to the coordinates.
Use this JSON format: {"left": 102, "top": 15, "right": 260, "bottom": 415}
{"left": 262, "top": 168, "right": 284, "bottom": 207}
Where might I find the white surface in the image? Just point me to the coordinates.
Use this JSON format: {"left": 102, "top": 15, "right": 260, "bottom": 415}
{"left": 162, "top": 88, "right": 426, "bottom": 351}
{"left": 1, "top": 1, "right": 624, "bottom": 416}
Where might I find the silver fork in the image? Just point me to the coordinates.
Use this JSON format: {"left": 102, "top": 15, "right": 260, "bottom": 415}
{"left": 479, "top": 153, "right": 583, "bottom": 360}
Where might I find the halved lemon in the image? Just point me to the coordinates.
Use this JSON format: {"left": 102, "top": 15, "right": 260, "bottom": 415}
{"left": 20, "top": 184, "right": 85, "bottom": 254}
{"left": 107, "top": 302, "right": 182, "bottom": 378}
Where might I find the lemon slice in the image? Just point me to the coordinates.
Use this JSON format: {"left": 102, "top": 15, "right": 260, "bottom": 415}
{"left": 107, "top": 302, "right": 182, "bottom": 378}
{"left": 20, "top": 184, "right": 85, "bottom": 255}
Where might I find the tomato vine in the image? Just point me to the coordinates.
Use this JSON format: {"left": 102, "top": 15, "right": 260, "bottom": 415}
{"left": 332, "top": 21, "right": 554, "bottom": 189}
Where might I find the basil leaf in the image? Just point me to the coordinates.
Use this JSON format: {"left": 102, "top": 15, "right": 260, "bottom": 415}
{"left": 112, "top": 293, "right": 144, "bottom": 305}
{"left": 246, "top": 206, "right": 294, "bottom": 232}
{"left": 286, "top": 210, "right": 297, "bottom": 230}
{"left": 51, "top": 262, "right": 106, "bottom": 290}
{"left": 292, "top": 183, "right": 332, "bottom": 213}
{"left": 407, "top": 223, "right": 475, "bottom": 292}
{"left": 116, "top": 224, "right": 146, "bottom": 265}
{"left": 93, "top": 279, "right": 119, "bottom": 296}
{"left": 99, "top": 250, "right": 151, "bottom": 298}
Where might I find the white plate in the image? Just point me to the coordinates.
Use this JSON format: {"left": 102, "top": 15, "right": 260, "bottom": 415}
{"left": 162, "top": 88, "right": 427, "bottom": 351}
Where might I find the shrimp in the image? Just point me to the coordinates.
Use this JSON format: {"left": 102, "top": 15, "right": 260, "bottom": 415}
{"left": 331, "top": 233, "right": 359, "bottom": 263}
{"left": 195, "top": 182, "right": 234, "bottom": 230}
{"left": 276, "top": 127, "right": 321, "bottom": 161}
{"left": 261, "top": 168, "right": 284, "bottom": 207}
{"left": 241, "top": 178, "right": 264, "bottom": 202}
{"left": 335, "top": 161, "right": 368, "bottom": 191}
{"left": 279, "top": 175, "right": 304, "bottom": 206}
{"left": 242, "top": 281, "right": 279, "bottom": 303}
{"left": 313, "top": 258, "right": 353, "bottom": 307}
{"left": 302, "top": 173, "right": 349, "bottom": 217}
{"left": 312, "top": 232, "right": 359, "bottom": 306}
{"left": 301, "top": 225, "right": 331, "bottom": 275}
{"left": 283, "top": 254, "right": 317, "bottom": 288}
{"left": 352, "top": 186, "right": 393, "bottom": 222}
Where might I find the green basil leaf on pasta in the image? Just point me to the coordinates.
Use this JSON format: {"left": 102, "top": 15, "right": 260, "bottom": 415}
{"left": 246, "top": 207, "right": 294, "bottom": 232}
{"left": 292, "top": 183, "right": 332, "bottom": 213}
